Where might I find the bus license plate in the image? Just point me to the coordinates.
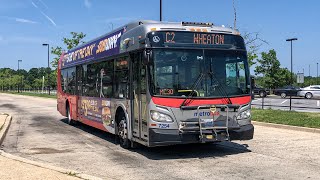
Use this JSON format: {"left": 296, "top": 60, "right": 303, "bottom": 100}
{"left": 201, "top": 119, "right": 214, "bottom": 127}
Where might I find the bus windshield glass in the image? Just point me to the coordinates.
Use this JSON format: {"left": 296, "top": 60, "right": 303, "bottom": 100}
{"left": 150, "top": 49, "right": 250, "bottom": 97}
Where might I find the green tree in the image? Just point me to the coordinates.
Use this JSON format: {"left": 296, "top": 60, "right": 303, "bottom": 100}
{"left": 51, "top": 32, "right": 86, "bottom": 69}
{"left": 243, "top": 32, "right": 268, "bottom": 67}
{"left": 254, "top": 49, "right": 291, "bottom": 89}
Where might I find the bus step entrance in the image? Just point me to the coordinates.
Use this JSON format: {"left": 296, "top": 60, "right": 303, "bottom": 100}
{"left": 197, "top": 105, "right": 230, "bottom": 143}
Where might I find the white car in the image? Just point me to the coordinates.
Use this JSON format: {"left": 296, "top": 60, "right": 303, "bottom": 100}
{"left": 297, "top": 85, "right": 320, "bottom": 99}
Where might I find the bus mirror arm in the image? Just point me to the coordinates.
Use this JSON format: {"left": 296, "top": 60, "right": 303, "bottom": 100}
{"left": 143, "top": 50, "right": 153, "bottom": 65}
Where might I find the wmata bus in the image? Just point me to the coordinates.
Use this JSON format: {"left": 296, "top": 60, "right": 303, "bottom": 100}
{"left": 57, "top": 20, "right": 254, "bottom": 148}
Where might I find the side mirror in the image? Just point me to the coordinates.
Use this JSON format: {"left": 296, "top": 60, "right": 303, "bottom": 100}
{"left": 143, "top": 50, "right": 153, "bottom": 65}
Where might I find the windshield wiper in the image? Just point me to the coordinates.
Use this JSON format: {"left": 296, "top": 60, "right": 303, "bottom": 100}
{"left": 208, "top": 71, "right": 232, "bottom": 104}
{"left": 179, "top": 73, "right": 205, "bottom": 108}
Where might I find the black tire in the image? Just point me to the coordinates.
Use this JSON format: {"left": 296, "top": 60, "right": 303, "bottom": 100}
{"left": 259, "top": 91, "right": 266, "bottom": 98}
{"left": 280, "top": 92, "right": 287, "bottom": 98}
{"left": 66, "top": 105, "right": 76, "bottom": 125}
{"left": 117, "top": 114, "right": 130, "bottom": 149}
{"left": 305, "top": 92, "right": 313, "bottom": 99}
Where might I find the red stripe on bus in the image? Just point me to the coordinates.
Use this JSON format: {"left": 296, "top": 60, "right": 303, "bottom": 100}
{"left": 151, "top": 96, "right": 251, "bottom": 108}
{"left": 80, "top": 117, "right": 108, "bottom": 132}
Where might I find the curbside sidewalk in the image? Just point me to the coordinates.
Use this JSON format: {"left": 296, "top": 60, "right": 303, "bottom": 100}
{"left": 0, "top": 113, "right": 12, "bottom": 145}
{"left": 252, "top": 121, "right": 320, "bottom": 134}
{"left": 0, "top": 114, "right": 103, "bottom": 180}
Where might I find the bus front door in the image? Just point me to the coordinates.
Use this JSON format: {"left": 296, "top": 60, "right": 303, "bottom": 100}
{"left": 132, "top": 53, "right": 148, "bottom": 142}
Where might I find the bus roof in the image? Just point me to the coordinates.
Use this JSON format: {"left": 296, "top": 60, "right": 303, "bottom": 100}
{"left": 61, "top": 20, "right": 243, "bottom": 69}
{"left": 67, "top": 20, "right": 240, "bottom": 52}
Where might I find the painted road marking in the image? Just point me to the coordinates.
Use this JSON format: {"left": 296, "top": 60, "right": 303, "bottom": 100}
{"left": 317, "top": 101, "right": 320, "bottom": 106}
{"left": 281, "top": 100, "right": 288, "bottom": 104}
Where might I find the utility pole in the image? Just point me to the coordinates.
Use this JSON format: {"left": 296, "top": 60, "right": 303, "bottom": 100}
{"left": 286, "top": 38, "right": 298, "bottom": 111}
{"left": 317, "top": 63, "right": 319, "bottom": 84}
{"left": 42, "top": 43, "right": 51, "bottom": 95}
{"left": 160, "top": 0, "right": 162, "bottom": 21}
{"left": 18, "top": 60, "right": 22, "bottom": 93}
{"left": 233, "top": 0, "right": 237, "bottom": 29}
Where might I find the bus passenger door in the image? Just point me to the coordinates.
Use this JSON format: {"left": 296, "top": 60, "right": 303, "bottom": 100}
{"left": 132, "top": 53, "right": 148, "bottom": 142}
{"left": 74, "top": 65, "right": 82, "bottom": 121}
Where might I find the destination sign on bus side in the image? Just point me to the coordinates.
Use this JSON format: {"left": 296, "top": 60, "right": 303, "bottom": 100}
{"left": 62, "top": 28, "right": 124, "bottom": 68}
{"left": 148, "top": 31, "right": 245, "bottom": 49}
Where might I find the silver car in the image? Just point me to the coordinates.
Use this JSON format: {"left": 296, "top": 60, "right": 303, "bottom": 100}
{"left": 297, "top": 85, "right": 320, "bottom": 99}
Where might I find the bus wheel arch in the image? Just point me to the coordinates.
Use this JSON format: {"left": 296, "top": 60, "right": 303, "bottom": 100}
{"left": 115, "top": 107, "right": 130, "bottom": 149}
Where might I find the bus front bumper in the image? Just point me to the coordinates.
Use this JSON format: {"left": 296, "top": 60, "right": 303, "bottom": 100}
{"left": 148, "top": 124, "right": 254, "bottom": 147}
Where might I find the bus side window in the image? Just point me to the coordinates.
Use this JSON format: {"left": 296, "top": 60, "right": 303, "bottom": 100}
{"left": 101, "top": 60, "right": 113, "bottom": 98}
{"left": 61, "top": 69, "right": 67, "bottom": 93}
{"left": 114, "top": 57, "right": 129, "bottom": 98}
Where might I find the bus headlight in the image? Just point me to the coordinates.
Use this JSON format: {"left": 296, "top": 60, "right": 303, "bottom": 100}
{"left": 237, "top": 109, "right": 251, "bottom": 120}
{"left": 150, "top": 110, "right": 173, "bottom": 122}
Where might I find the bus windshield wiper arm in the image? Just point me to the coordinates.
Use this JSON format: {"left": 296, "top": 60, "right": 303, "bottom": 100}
{"left": 180, "top": 73, "right": 204, "bottom": 108}
{"left": 208, "top": 71, "right": 232, "bottom": 104}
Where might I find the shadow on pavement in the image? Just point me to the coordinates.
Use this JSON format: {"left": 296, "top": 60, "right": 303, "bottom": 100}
{"left": 60, "top": 118, "right": 251, "bottom": 160}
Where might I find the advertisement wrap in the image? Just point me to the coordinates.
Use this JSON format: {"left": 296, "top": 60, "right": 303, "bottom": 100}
{"left": 61, "top": 28, "right": 124, "bottom": 68}
{"left": 80, "top": 96, "right": 114, "bottom": 133}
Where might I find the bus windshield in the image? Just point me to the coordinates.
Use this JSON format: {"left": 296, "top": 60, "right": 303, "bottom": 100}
{"left": 150, "top": 49, "right": 250, "bottom": 98}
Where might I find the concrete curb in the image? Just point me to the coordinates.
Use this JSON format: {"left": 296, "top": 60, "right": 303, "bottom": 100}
{"left": 252, "top": 121, "right": 320, "bottom": 134}
{"left": 0, "top": 150, "right": 103, "bottom": 180}
{"left": 0, "top": 114, "right": 104, "bottom": 180}
{"left": 0, "top": 114, "right": 12, "bottom": 145}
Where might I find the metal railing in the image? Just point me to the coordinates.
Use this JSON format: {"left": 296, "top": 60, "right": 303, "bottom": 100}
{"left": 251, "top": 95, "right": 320, "bottom": 112}
{"left": 0, "top": 88, "right": 57, "bottom": 95}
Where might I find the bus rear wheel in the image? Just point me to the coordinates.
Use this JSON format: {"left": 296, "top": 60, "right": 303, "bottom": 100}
{"left": 117, "top": 115, "right": 130, "bottom": 149}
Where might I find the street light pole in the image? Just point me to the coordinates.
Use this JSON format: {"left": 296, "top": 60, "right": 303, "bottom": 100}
{"left": 286, "top": 38, "right": 298, "bottom": 111}
{"left": 42, "top": 43, "right": 50, "bottom": 95}
{"left": 18, "top": 60, "right": 22, "bottom": 93}
{"left": 160, "top": 0, "right": 162, "bottom": 21}
{"left": 317, "top": 63, "right": 319, "bottom": 84}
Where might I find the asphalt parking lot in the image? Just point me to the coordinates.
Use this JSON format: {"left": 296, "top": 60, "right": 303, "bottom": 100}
{"left": 252, "top": 95, "right": 320, "bottom": 112}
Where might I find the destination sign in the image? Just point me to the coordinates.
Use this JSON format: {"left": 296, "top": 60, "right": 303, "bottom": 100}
{"left": 148, "top": 31, "right": 245, "bottom": 49}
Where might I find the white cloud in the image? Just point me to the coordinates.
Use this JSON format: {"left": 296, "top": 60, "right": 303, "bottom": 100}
{"left": 84, "top": 0, "right": 91, "bottom": 8}
{"left": 15, "top": 18, "right": 38, "bottom": 24}
{"left": 0, "top": 16, "right": 38, "bottom": 24}
{"left": 40, "top": 11, "right": 56, "bottom": 27}
{"left": 31, "top": 1, "right": 38, "bottom": 8}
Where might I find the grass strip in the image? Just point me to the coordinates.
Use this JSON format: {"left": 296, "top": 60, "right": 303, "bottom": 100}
{"left": 0, "top": 91, "right": 56, "bottom": 99}
{"left": 252, "top": 108, "right": 320, "bottom": 128}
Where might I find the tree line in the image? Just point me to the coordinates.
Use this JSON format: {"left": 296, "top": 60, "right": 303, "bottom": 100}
{"left": 0, "top": 31, "right": 316, "bottom": 91}
{"left": 0, "top": 32, "right": 85, "bottom": 91}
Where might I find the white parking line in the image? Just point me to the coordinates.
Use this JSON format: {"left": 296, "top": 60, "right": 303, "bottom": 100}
{"left": 281, "top": 100, "right": 288, "bottom": 104}
{"left": 252, "top": 99, "right": 261, "bottom": 102}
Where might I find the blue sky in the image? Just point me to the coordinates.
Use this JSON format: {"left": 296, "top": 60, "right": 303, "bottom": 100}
{"left": 0, "top": 0, "right": 319, "bottom": 76}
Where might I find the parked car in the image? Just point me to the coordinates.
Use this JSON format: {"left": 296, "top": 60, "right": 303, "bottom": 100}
{"left": 297, "top": 85, "right": 320, "bottom": 99}
{"left": 253, "top": 85, "right": 270, "bottom": 97}
{"left": 274, "top": 85, "right": 301, "bottom": 98}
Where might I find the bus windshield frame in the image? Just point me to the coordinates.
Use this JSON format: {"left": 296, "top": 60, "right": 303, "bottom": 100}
{"left": 149, "top": 48, "right": 250, "bottom": 98}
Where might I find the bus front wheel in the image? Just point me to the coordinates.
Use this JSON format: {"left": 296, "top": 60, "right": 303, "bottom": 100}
{"left": 117, "top": 115, "right": 130, "bottom": 149}
{"left": 66, "top": 105, "right": 76, "bottom": 125}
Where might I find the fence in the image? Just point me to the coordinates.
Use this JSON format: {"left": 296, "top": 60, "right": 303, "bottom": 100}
{"left": 0, "top": 88, "right": 57, "bottom": 95}
{"left": 251, "top": 95, "right": 320, "bottom": 112}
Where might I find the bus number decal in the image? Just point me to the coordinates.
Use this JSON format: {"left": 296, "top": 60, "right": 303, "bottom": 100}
{"left": 165, "top": 32, "right": 175, "bottom": 43}
{"left": 160, "top": 89, "right": 174, "bottom": 95}
{"left": 158, "top": 124, "right": 170, "bottom": 129}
